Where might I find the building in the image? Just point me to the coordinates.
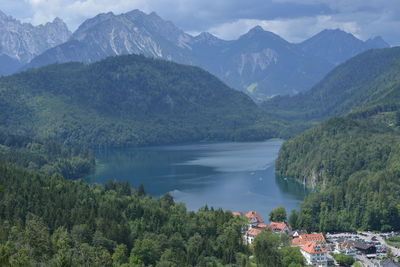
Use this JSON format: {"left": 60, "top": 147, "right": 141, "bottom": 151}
{"left": 300, "top": 241, "right": 328, "bottom": 267}
{"left": 245, "top": 211, "right": 264, "bottom": 228}
{"left": 232, "top": 212, "right": 242, "bottom": 216}
{"left": 335, "top": 242, "right": 356, "bottom": 256}
{"left": 244, "top": 228, "right": 262, "bottom": 244}
{"left": 353, "top": 241, "right": 376, "bottom": 257}
{"left": 293, "top": 233, "right": 326, "bottom": 247}
{"left": 291, "top": 230, "right": 308, "bottom": 238}
{"left": 268, "top": 222, "right": 291, "bottom": 234}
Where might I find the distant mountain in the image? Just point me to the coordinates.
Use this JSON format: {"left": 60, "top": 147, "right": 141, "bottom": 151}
{"left": 206, "top": 26, "right": 333, "bottom": 98}
{"left": 298, "top": 29, "right": 390, "bottom": 65}
{"left": 264, "top": 47, "right": 400, "bottom": 126}
{"left": 0, "top": 54, "right": 276, "bottom": 147}
{"left": 21, "top": 10, "right": 390, "bottom": 99}
{"left": 0, "top": 10, "right": 71, "bottom": 76}
{"left": 274, "top": 47, "right": 400, "bottom": 232}
{"left": 27, "top": 10, "right": 193, "bottom": 68}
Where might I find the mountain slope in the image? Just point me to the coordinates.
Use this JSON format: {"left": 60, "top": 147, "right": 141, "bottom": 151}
{"left": 298, "top": 29, "right": 389, "bottom": 65}
{"left": 0, "top": 10, "right": 71, "bottom": 76}
{"left": 276, "top": 106, "right": 400, "bottom": 232}
{"left": 274, "top": 48, "right": 400, "bottom": 231}
{"left": 0, "top": 162, "right": 248, "bottom": 266}
{"left": 263, "top": 47, "right": 400, "bottom": 131}
{"left": 27, "top": 10, "right": 193, "bottom": 69}
{"left": 0, "top": 54, "right": 275, "bottom": 147}
{"left": 201, "top": 26, "right": 333, "bottom": 99}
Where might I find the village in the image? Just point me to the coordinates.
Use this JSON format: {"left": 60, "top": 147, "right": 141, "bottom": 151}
{"left": 233, "top": 211, "right": 400, "bottom": 267}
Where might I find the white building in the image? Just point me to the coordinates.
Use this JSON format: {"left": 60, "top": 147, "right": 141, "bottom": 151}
{"left": 300, "top": 241, "right": 328, "bottom": 267}
{"left": 244, "top": 228, "right": 262, "bottom": 245}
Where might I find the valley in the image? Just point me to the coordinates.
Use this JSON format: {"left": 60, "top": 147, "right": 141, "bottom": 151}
{"left": 0, "top": 4, "right": 399, "bottom": 266}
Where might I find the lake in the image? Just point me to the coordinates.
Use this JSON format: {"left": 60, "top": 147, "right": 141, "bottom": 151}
{"left": 86, "top": 140, "right": 307, "bottom": 219}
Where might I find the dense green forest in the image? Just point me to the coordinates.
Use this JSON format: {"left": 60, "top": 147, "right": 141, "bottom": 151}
{"left": 0, "top": 162, "right": 305, "bottom": 266}
{"left": 276, "top": 105, "right": 400, "bottom": 232}
{"left": 263, "top": 47, "right": 400, "bottom": 136}
{"left": 0, "top": 130, "right": 94, "bottom": 179}
{"left": 271, "top": 47, "right": 400, "bottom": 232}
{"left": 0, "top": 54, "right": 280, "bottom": 148}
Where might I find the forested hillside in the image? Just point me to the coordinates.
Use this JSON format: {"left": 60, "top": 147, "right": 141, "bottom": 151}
{"left": 0, "top": 163, "right": 247, "bottom": 266}
{"left": 0, "top": 54, "right": 277, "bottom": 147}
{"left": 263, "top": 47, "right": 400, "bottom": 135}
{"left": 276, "top": 105, "right": 400, "bottom": 232}
{"left": 0, "top": 162, "right": 305, "bottom": 266}
{"left": 0, "top": 130, "right": 94, "bottom": 179}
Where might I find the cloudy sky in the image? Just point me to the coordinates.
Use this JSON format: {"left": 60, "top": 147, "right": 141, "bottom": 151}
{"left": 1, "top": 0, "right": 399, "bottom": 45}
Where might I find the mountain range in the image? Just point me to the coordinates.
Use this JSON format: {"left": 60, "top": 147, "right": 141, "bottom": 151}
{"left": 0, "top": 9, "right": 389, "bottom": 99}
{"left": 0, "top": 10, "right": 71, "bottom": 76}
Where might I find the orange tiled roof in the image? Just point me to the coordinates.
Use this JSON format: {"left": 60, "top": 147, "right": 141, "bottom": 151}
{"left": 247, "top": 228, "right": 262, "bottom": 237}
{"left": 257, "top": 224, "right": 268, "bottom": 228}
{"left": 232, "top": 212, "right": 242, "bottom": 216}
{"left": 245, "top": 211, "right": 264, "bottom": 223}
{"left": 292, "top": 233, "right": 325, "bottom": 246}
{"left": 268, "top": 222, "right": 289, "bottom": 232}
{"left": 301, "top": 241, "right": 327, "bottom": 254}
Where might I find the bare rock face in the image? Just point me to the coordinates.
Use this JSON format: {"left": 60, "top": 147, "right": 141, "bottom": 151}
{"left": 28, "top": 10, "right": 194, "bottom": 68}
{"left": 0, "top": 10, "right": 71, "bottom": 75}
{"left": 13, "top": 9, "right": 390, "bottom": 99}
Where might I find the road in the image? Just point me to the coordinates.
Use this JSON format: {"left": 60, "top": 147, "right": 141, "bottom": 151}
{"left": 326, "top": 231, "right": 400, "bottom": 266}
{"left": 361, "top": 232, "right": 400, "bottom": 257}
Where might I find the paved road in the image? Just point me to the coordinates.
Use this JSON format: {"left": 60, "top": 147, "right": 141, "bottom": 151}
{"left": 326, "top": 231, "right": 400, "bottom": 266}
{"left": 361, "top": 232, "right": 400, "bottom": 257}
{"left": 327, "top": 232, "right": 400, "bottom": 257}
{"left": 356, "top": 254, "right": 379, "bottom": 267}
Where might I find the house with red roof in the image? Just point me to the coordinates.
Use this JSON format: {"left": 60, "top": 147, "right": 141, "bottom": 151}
{"left": 292, "top": 233, "right": 326, "bottom": 247}
{"left": 244, "top": 228, "right": 262, "bottom": 245}
{"left": 300, "top": 241, "right": 328, "bottom": 267}
{"left": 245, "top": 211, "right": 264, "bottom": 228}
{"left": 268, "top": 222, "right": 291, "bottom": 234}
{"left": 291, "top": 230, "right": 308, "bottom": 238}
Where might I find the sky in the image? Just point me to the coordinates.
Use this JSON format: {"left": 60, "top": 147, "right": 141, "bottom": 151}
{"left": 1, "top": 0, "right": 399, "bottom": 45}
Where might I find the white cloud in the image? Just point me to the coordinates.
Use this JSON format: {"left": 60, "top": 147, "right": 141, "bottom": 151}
{"left": 1, "top": 0, "right": 400, "bottom": 44}
{"left": 22, "top": 0, "right": 151, "bottom": 29}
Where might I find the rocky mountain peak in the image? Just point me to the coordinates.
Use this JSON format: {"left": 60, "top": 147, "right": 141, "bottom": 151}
{"left": 365, "top": 36, "right": 390, "bottom": 48}
{"left": 298, "top": 28, "right": 389, "bottom": 66}
{"left": 0, "top": 10, "right": 72, "bottom": 75}
{"left": 249, "top": 25, "right": 265, "bottom": 33}
{"left": 193, "top": 32, "right": 223, "bottom": 44}
{"left": 52, "top": 17, "right": 65, "bottom": 25}
{"left": 240, "top": 26, "right": 285, "bottom": 43}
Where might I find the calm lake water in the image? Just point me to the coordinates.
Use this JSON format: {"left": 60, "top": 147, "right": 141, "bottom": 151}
{"left": 86, "top": 140, "right": 307, "bottom": 218}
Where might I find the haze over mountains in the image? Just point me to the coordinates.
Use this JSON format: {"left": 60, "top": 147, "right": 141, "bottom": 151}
{"left": 274, "top": 47, "right": 400, "bottom": 232}
{"left": 264, "top": 47, "right": 400, "bottom": 123}
{"left": 0, "top": 9, "right": 389, "bottom": 99}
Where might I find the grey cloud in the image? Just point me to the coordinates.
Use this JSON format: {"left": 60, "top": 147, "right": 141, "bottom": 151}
{"left": 0, "top": 0, "right": 399, "bottom": 45}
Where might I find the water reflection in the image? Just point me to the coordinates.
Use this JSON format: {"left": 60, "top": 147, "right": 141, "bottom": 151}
{"left": 86, "top": 140, "right": 307, "bottom": 218}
